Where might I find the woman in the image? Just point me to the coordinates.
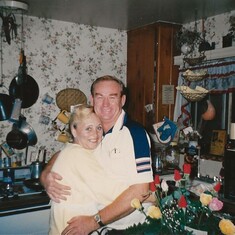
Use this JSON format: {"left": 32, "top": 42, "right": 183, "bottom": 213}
{"left": 49, "top": 105, "right": 130, "bottom": 234}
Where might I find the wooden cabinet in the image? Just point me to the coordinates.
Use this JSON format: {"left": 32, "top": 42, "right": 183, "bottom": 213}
{"left": 126, "top": 22, "right": 180, "bottom": 129}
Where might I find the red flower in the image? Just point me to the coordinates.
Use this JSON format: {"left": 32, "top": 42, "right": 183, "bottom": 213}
{"left": 174, "top": 169, "right": 182, "bottom": 181}
{"left": 178, "top": 195, "right": 187, "bottom": 208}
{"left": 213, "top": 182, "right": 221, "bottom": 192}
{"left": 150, "top": 181, "right": 156, "bottom": 192}
{"left": 183, "top": 163, "right": 191, "bottom": 174}
{"left": 154, "top": 175, "right": 160, "bottom": 185}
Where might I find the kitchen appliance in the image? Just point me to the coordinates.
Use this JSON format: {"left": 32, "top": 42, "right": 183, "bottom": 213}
{"left": 0, "top": 167, "right": 44, "bottom": 199}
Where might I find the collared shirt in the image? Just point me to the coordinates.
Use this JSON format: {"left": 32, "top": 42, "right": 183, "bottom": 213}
{"left": 95, "top": 110, "right": 153, "bottom": 185}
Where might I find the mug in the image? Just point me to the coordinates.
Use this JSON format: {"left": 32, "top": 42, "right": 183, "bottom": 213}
{"left": 39, "top": 115, "right": 51, "bottom": 125}
{"left": 57, "top": 132, "right": 69, "bottom": 143}
{"left": 56, "top": 110, "right": 70, "bottom": 124}
{"left": 42, "top": 93, "right": 53, "bottom": 104}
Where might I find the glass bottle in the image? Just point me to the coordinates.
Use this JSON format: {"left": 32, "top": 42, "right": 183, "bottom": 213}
{"left": 165, "top": 141, "right": 180, "bottom": 170}
{"left": 153, "top": 149, "right": 163, "bottom": 174}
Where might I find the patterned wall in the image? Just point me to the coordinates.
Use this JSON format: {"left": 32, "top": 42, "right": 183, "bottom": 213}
{"left": 0, "top": 10, "right": 234, "bottom": 163}
{"left": 0, "top": 16, "right": 127, "bottom": 162}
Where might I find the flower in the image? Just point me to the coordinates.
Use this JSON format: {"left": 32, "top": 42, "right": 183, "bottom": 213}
{"left": 174, "top": 169, "right": 182, "bottom": 181}
{"left": 147, "top": 205, "right": 162, "bottom": 219}
{"left": 219, "top": 219, "right": 235, "bottom": 235}
{"left": 183, "top": 163, "right": 191, "bottom": 175}
{"left": 130, "top": 198, "right": 142, "bottom": 210}
{"left": 209, "top": 197, "right": 223, "bottom": 211}
{"left": 178, "top": 195, "right": 187, "bottom": 208}
{"left": 214, "top": 182, "right": 222, "bottom": 192}
{"left": 160, "top": 179, "right": 168, "bottom": 192}
{"left": 200, "top": 192, "right": 212, "bottom": 206}
{"left": 125, "top": 174, "right": 235, "bottom": 235}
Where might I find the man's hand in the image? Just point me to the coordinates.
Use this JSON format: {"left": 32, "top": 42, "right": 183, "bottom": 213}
{"left": 62, "top": 215, "right": 98, "bottom": 235}
{"left": 44, "top": 171, "right": 71, "bottom": 203}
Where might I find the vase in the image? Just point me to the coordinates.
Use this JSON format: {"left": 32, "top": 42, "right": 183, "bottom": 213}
{"left": 181, "top": 44, "right": 192, "bottom": 55}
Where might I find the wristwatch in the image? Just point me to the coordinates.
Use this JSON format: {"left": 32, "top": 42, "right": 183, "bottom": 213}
{"left": 94, "top": 213, "right": 105, "bottom": 227}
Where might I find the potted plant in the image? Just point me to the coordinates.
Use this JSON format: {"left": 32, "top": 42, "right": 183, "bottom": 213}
{"left": 176, "top": 27, "right": 202, "bottom": 55}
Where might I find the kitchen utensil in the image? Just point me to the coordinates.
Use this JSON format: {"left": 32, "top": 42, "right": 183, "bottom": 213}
{"left": 17, "top": 116, "right": 37, "bottom": 146}
{"left": 0, "top": 93, "right": 14, "bottom": 121}
{"left": 30, "top": 148, "right": 43, "bottom": 179}
{"left": 9, "top": 50, "right": 39, "bottom": 108}
{"left": 6, "top": 116, "right": 37, "bottom": 149}
{"left": 6, "top": 128, "right": 28, "bottom": 149}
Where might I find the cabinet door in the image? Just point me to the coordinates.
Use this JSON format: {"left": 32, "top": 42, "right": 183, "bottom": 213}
{"left": 154, "top": 24, "right": 180, "bottom": 123}
{"left": 0, "top": 209, "right": 50, "bottom": 234}
{"left": 127, "top": 25, "right": 155, "bottom": 127}
{"left": 127, "top": 23, "right": 180, "bottom": 129}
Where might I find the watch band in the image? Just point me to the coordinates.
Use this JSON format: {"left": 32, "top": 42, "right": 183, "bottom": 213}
{"left": 94, "top": 213, "right": 105, "bottom": 227}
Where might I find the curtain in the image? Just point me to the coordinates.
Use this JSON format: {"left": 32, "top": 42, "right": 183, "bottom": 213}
{"left": 174, "top": 56, "right": 235, "bottom": 125}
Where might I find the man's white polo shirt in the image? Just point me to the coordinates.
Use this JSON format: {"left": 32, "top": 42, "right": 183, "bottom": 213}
{"left": 95, "top": 110, "right": 153, "bottom": 186}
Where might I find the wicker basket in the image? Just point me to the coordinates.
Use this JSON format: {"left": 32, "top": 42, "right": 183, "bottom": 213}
{"left": 176, "top": 85, "right": 209, "bottom": 102}
{"left": 180, "top": 92, "right": 208, "bottom": 102}
{"left": 183, "top": 74, "right": 206, "bottom": 82}
{"left": 183, "top": 55, "right": 206, "bottom": 66}
{"left": 56, "top": 88, "right": 87, "bottom": 112}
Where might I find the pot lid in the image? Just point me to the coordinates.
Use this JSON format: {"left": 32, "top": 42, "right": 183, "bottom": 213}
{"left": 0, "top": 93, "right": 14, "bottom": 121}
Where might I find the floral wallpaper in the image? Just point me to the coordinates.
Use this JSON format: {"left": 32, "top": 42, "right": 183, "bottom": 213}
{"left": 0, "top": 10, "right": 234, "bottom": 165}
{"left": 0, "top": 16, "right": 127, "bottom": 163}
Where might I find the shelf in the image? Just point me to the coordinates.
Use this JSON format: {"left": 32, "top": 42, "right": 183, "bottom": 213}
{"left": 174, "top": 46, "right": 235, "bottom": 66}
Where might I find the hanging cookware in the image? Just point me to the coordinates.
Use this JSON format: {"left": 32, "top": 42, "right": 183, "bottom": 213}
{"left": 6, "top": 128, "right": 28, "bottom": 149}
{"left": 6, "top": 116, "right": 37, "bottom": 150}
{"left": 9, "top": 50, "right": 39, "bottom": 108}
{"left": 0, "top": 93, "right": 14, "bottom": 121}
{"left": 17, "top": 116, "right": 37, "bottom": 146}
{"left": 24, "top": 148, "right": 46, "bottom": 191}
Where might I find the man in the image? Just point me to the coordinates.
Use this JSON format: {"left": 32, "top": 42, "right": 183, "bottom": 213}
{"left": 40, "top": 75, "right": 153, "bottom": 234}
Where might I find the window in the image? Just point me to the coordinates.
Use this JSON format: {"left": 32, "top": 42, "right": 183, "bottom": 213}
{"left": 191, "top": 92, "right": 234, "bottom": 155}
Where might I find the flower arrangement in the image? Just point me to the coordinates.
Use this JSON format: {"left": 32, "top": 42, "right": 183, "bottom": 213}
{"left": 125, "top": 164, "right": 235, "bottom": 235}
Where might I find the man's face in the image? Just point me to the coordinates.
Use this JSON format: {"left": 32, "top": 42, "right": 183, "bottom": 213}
{"left": 72, "top": 113, "right": 103, "bottom": 150}
{"left": 90, "top": 80, "right": 126, "bottom": 127}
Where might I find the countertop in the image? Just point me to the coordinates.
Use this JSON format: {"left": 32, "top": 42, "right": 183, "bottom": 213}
{"left": 0, "top": 191, "right": 50, "bottom": 217}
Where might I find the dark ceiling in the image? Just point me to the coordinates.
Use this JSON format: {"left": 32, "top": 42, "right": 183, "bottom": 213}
{"left": 12, "top": 0, "right": 235, "bottom": 30}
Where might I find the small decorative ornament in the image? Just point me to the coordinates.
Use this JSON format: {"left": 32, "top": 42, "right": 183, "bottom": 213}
{"left": 181, "top": 44, "right": 192, "bottom": 55}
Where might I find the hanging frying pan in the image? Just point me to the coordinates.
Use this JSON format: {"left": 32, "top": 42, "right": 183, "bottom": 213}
{"left": 8, "top": 50, "right": 39, "bottom": 109}
{"left": 6, "top": 116, "right": 37, "bottom": 149}
{"left": 0, "top": 93, "right": 14, "bottom": 121}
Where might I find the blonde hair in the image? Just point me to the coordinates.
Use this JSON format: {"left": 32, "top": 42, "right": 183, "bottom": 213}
{"left": 68, "top": 104, "right": 95, "bottom": 141}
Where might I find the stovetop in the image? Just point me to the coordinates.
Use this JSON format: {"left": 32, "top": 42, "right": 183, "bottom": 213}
{"left": 0, "top": 180, "right": 43, "bottom": 199}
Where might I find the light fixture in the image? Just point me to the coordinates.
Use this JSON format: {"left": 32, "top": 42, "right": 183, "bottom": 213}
{"left": 0, "top": 0, "right": 28, "bottom": 12}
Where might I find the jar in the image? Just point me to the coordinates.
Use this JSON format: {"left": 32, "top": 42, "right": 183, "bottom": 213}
{"left": 153, "top": 150, "right": 163, "bottom": 174}
{"left": 165, "top": 142, "right": 180, "bottom": 170}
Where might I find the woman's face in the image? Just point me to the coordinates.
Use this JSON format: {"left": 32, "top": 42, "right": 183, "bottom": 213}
{"left": 72, "top": 113, "right": 103, "bottom": 150}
